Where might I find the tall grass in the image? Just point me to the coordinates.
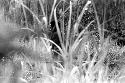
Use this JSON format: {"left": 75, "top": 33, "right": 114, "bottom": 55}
{"left": 0, "top": 0, "right": 125, "bottom": 83}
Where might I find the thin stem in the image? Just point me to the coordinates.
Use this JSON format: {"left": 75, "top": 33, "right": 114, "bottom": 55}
{"left": 38, "top": 0, "right": 46, "bottom": 16}
{"left": 54, "top": 4, "right": 67, "bottom": 56}
{"left": 66, "top": 1, "right": 72, "bottom": 51}
{"left": 49, "top": 0, "right": 57, "bottom": 24}
{"left": 73, "top": 0, "right": 91, "bottom": 35}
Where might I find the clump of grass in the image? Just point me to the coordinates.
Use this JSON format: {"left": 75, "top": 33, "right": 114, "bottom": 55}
{"left": 1, "top": 0, "right": 125, "bottom": 83}
{"left": 52, "top": 0, "right": 125, "bottom": 83}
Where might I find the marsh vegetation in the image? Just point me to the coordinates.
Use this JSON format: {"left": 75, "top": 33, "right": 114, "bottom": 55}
{"left": 0, "top": 0, "right": 125, "bottom": 83}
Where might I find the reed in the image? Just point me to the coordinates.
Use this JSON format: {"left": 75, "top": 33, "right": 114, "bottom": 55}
{"left": 0, "top": 0, "right": 125, "bottom": 83}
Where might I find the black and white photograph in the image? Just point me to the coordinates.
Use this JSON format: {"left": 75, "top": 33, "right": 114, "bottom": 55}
{"left": 0, "top": 0, "right": 125, "bottom": 83}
